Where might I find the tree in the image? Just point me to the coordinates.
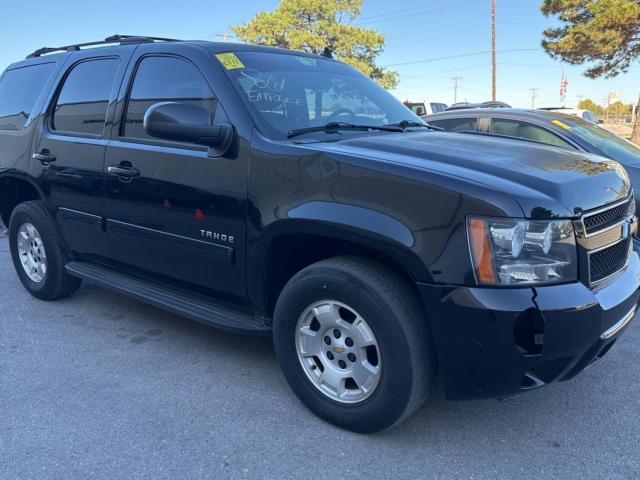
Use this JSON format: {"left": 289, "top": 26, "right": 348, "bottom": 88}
{"left": 232, "top": 0, "right": 398, "bottom": 89}
{"left": 609, "top": 100, "right": 633, "bottom": 116}
{"left": 540, "top": 0, "right": 640, "bottom": 143}
{"left": 578, "top": 98, "right": 604, "bottom": 116}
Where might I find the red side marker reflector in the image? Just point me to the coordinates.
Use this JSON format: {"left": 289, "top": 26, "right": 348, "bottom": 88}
{"left": 195, "top": 208, "right": 206, "bottom": 221}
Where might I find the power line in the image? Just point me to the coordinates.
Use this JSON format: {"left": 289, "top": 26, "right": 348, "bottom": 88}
{"left": 383, "top": 48, "right": 539, "bottom": 68}
{"left": 399, "top": 63, "right": 489, "bottom": 79}
{"left": 356, "top": 0, "right": 474, "bottom": 25}
{"left": 215, "top": 32, "right": 235, "bottom": 42}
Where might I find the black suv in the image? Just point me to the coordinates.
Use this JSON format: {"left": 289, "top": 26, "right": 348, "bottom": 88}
{"left": 1, "top": 36, "right": 638, "bottom": 433}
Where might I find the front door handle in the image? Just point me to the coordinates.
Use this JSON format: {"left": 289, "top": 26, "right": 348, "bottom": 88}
{"left": 32, "top": 150, "right": 56, "bottom": 164}
{"left": 107, "top": 165, "right": 140, "bottom": 180}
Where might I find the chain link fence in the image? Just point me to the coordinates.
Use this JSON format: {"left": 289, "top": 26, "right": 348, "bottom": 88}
{"left": 596, "top": 114, "right": 635, "bottom": 124}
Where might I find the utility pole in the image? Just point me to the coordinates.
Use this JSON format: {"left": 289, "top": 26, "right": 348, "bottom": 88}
{"left": 215, "top": 32, "right": 235, "bottom": 42}
{"left": 452, "top": 76, "right": 462, "bottom": 103}
{"left": 529, "top": 88, "right": 539, "bottom": 109}
{"left": 491, "top": 0, "right": 496, "bottom": 101}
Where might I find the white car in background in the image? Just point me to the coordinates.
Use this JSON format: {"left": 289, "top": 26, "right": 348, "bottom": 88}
{"left": 539, "top": 107, "right": 599, "bottom": 124}
{"left": 403, "top": 100, "right": 448, "bottom": 116}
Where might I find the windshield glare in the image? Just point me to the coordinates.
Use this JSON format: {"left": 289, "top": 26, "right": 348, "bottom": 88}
{"left": 560, "top": 115, "right": 640, "bottom": 166}
{"left": 220, "top": 51, "right": 421, "bottom": 139}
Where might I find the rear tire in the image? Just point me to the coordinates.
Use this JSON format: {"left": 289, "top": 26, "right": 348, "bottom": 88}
{"left": 273, "top": 256, "right": 434, "bottom": 433}
{"left": 9, "top": 201, "right": 82, "bottom": 300}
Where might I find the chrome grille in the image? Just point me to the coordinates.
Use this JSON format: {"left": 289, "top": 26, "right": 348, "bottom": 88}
{"left": 589, "top": 238, "right": 631, "bottom": 284}
{"left": 583, "top": 197, "right": 633, "bottom": 236}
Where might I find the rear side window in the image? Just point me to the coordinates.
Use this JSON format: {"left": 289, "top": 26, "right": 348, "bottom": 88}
{"left": 123, "top": 56, "right": 217, "bottom": 141}
{"left": 430, "top": 103, "right": 447, "bottom": 113}
{"left": 0, "top": 63, "right": 56, "bottom": 130}
{"left": 52, "top": 58, "right": 119, "bottom": 136}
{"left": 489, "top": 119, "right": 572, "bottom": 149}
{"left": 428, "top": 117, "right": 477, "bottom": 132}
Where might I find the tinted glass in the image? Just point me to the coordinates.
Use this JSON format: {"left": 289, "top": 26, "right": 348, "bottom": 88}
{"left": 222, "top": 52, "right": 422, "bottom": 139}
{"left": 489, "top": 118, "right": 571, "bottom": 148}
{"left": 0, "top": 63, "right": 56, "bottom": 130}
{"left": 124, "top": 56, "right": 217, "bottom": 140}
{"left": 53, "top": 59, "right": 119, "bottom": 135}
{"left": 428, "top": 117, "right": 477, "bottom": 132}
{"left": 556, "top": 114, "right": 640, "bottom": 166}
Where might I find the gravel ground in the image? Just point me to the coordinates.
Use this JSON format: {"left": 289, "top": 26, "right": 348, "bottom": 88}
{"left": 1, "top": 235, "right": 639, "bottom": 479}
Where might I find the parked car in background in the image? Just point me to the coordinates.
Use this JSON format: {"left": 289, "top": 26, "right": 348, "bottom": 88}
{"left": 539, "top": 107, "right": 599, "bottom": 124}
{"left": 423, "top": 108, "right": 640, "bottom": 225}
{"left": 403, "top": 100, "right": 447, "bottom": 116}
{"left": 446, "top": 100, "right": 511, "bottom": 111}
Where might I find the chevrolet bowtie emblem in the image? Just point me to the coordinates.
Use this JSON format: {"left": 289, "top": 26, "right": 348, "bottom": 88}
{"left": 332, "top": 347, "right": 345, "bottom": 354}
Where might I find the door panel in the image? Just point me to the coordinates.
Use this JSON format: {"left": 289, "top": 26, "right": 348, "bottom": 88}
{"left": 41, "top": 136, "right": 109, "bottom": 256}
{"left": 36, "top": 53, "right": 130, "bottom": 258}
{"left": 104, "top": 140, "right": 246, "bottom": 295}
{"left": 104, "top": 53, "right": 247, "bottom": 297}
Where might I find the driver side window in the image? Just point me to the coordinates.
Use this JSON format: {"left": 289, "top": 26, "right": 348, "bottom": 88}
{"left": 123, "top": 56, "right": 218, "bottom": 141}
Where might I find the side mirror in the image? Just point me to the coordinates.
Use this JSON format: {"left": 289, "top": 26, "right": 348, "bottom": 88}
{"left": 143, "top": 102, "right": 233, "bottom": 155}
{"left": 597, "top": 119, "right": 604, "bottom": 124}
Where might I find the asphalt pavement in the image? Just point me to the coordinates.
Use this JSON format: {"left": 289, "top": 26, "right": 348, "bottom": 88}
{"left": 1, "top": 235, "right": 639, "bottom": 479}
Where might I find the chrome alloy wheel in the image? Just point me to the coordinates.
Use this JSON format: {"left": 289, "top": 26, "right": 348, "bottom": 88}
{"left": 295, "top": 300, "right": 382, "bottom": 404}
{"left": 17, "top": 222, "right": 47, "bottom": 283}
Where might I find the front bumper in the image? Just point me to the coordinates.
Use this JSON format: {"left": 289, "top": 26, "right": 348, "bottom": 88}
{"left": 418, "top": 251, "right": 640, "bottom": 400}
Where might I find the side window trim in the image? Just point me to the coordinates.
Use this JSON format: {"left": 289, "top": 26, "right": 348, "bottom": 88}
{"left": 117, "top": 53, "right": 216, "bottom": 151}
{"left": 46, "top": 56, "right": 121, "bottom": 139}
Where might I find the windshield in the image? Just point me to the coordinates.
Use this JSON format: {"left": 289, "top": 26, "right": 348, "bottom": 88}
{"left": 558, "top": 115, "right": 640, "bottom": 166}
{"left": 217, "top": 51, "right": 422, "bottom": 139}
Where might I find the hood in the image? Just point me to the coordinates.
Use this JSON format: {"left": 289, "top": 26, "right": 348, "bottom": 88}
{"left": 305, "top": 131, "right": 631, "bottom": 218}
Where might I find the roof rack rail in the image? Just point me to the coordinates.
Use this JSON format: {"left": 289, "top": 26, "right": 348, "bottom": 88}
{"left": 26, "top": 35, "right": 181, "bottom": 59}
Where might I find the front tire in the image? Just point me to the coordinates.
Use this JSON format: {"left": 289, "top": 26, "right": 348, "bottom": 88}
{"left": 9, "top": 201, "right": 82, "bottom": 300}
{"left": 273, "top": 256, "right": 434, "bottom": 433}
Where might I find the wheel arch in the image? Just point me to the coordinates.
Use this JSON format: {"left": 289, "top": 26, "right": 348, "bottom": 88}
{"left": 0, "top": 173, "right": 45, "bottom": 230}
{"left": 248, "top": 216, "right": 433, "bottom": 319}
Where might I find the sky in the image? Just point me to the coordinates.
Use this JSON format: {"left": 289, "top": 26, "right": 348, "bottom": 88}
{"left": 2, "top": 0, "right": 638, "bottom": 109}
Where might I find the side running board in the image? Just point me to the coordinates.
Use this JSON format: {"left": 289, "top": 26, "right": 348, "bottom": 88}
{"left": 65, "top": 261, "right": 270, "bottom": 335}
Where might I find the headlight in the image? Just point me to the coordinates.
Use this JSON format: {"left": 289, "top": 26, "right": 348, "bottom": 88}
{"left": 467, "top": 217, "right": 577, "bottom": 286}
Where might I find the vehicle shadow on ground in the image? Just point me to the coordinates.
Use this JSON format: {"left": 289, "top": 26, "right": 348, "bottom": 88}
{"left": 61, "top": 278, "right": 638, "bottom": 447}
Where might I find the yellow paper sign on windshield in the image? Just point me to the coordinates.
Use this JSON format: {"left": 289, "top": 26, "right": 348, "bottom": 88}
{"left": 216, "top": 53, "right": 244, "bottom": 70}
{"left": 552, "top": 119, "right": 571, "bottom": 130}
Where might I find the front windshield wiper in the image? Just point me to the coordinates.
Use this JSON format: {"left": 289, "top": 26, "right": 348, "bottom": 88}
{"left": 390, "top": 119, "right": 444, "bottom": 131}
{"left": 287, "top": 122, "right": 403, "bottom": 139}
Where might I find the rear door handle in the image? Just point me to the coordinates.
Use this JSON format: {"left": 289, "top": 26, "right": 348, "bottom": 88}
{"left": 32, "top": 150, "right": 56, "bottom": 164}
{"left": 107, "top": 165, "right": 140, "bottom": 179}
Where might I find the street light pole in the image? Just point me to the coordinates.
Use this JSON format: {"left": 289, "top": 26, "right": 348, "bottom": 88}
{"left": 491, "top": 0, "right": 496, "bottom": 101}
